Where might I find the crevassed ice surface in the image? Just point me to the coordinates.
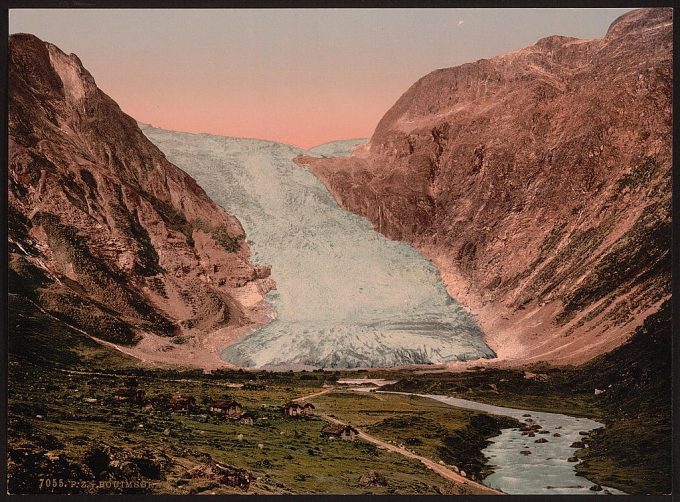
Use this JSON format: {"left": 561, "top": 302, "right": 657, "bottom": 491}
{"left": 306, "top": 138, "right": 367, "bottom": 158}
{"left": 141, "top": 125, "right": 495, "bottom": 368}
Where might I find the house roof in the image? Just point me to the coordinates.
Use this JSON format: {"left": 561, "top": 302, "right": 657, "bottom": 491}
{"left": 211, "top": 399, "right": 241, "bottom": 409}
{"left": 322, "top": 423, "right": 358, "bottom": 435}
{"left": 283, "top": 402, "right": 303, "bottom": 409}
{"left": 303, "top": 402, "right": 316, "bottom": 408}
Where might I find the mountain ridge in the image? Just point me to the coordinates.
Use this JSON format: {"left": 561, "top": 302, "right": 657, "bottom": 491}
{"left": 8, "top": 33, "right": 275, "bottom": 369}
{"left": 298, "top": 8, "right": 672, "bottom": 365}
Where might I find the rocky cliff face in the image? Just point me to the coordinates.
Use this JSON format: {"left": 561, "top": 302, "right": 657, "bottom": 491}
{"left": 8, "top": 34, "right": 274, "bottom": 362}
{"left": 300, "top": 8, "right": 672, "bottom": 364}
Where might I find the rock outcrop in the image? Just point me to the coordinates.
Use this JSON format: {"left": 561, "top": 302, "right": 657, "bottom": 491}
{"left": 300, "top": 8, "right": 672, "bottom": 364}
{"left": 8, "top": 34, "right": 275, "bottom": 360}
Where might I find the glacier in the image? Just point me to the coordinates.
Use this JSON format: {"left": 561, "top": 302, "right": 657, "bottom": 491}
{"left": 141, "top": 125, "right": 495, "bottom": 368}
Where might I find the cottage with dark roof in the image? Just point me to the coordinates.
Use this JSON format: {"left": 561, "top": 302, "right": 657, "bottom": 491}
{"left": 283, "top": 402, "right": 304, "bottom": 417}
{"left": 171, "top": 395, "right": 197, "bottom": 413}
{"left": 114, "top": 387, "right": 145, "bottom": 404}
{"left": 322, "top": 423, "right": 358, "bottom": 441}
{"left": 209, "top": 399, "right": 243, "bottom": 417}
{"left": 238, "top": 412, "right": 254, "bottom": 425}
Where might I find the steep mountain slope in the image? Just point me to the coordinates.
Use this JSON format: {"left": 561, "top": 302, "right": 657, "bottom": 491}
{"left": 300, "top": 8, "right": 672, "bottom": 364}
{"left": 8, "top": 34, "right": 275, "bottom": 367}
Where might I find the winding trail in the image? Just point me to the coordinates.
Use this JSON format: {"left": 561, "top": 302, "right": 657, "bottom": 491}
{"left": 300, "top": 387, "right": 501, "bottom": 495}
{"left": 292, "top": 388, "right": 335, "bottom": 402}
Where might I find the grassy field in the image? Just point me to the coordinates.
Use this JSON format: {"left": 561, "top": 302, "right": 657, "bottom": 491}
{"left": 310, "top": 390, "right": 518, "bottom": 479}
{"left": 382, "top": 367, "right": 603, "bottom": 418}
{"left": 7, "top": 294, "right": 493, "bottom": 495}
{"left": 8, "top": 361, "right": 455, "bottom": 495}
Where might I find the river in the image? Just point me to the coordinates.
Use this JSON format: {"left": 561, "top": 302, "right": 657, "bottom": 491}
{"left": 345, "top": 381, "right": 625, "bottom": 495}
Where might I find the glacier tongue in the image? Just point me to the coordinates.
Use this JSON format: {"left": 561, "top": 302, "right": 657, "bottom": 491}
{"left": 141, "top": 125, "right": 495, "bottom": 368}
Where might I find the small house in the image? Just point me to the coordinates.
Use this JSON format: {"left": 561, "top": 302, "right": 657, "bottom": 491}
{"left": 209, "top": 399, "right": 243, "bottom": 418}
{"left": 114, "top": 388, "right": 145, "bottom": 404}
{"left": 322, "top": 423, "right": 359, "bottom": 441}
{"left": 238, "top": 412, "right": 254, "bottom": 425}
{"left": 283, "top": 402, "right": 304, "bottom": 417}
{"left": 283, "top": 401, "right": 315, "bottom": 417}
{"left": 171, "top": 395, "right": 197, "bottom": 413}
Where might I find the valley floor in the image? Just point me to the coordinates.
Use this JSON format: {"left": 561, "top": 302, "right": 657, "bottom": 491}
{"left": 7, "top": 370, "right": 497, "bottom": 494}
{"left": 7, "top": 294, "right": 671, "bottom": 495}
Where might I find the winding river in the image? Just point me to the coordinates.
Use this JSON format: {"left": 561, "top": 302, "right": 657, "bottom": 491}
{"left": 343, "top": 381, "right": 624, "bottom": 495}
{"left": 420, "top": 394, "right": 625, "bottom": 495}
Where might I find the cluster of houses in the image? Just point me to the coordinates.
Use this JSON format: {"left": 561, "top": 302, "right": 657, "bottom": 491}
{"left": 112, "top": 383, "right": 359, "bottom": 441}
{"left": 282, "top": 401, "right": 315, "bottom": 417}
{"left": 113, "top": 383, "right": 319, "bottom": 427}
{"left": 208, "top": 399, "right": 254, "bottom": 425}
{"left": 282, "top": 401, "right": 358, "bottom": 441}
{"left": 113, "top": 380, "right": 253, "bottom": 424}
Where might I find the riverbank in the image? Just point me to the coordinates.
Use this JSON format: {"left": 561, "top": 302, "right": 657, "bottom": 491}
{"left": 309, "top": 389, "right": 519, "bottom": 484}
{"left": 381, "top": 303, "right": 672, "bottom": 495}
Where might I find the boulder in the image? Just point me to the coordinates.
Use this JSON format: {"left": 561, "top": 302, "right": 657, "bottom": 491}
{"left": 438, "top": 480, "right": 471, "bottom": 495}
{"left": 358, "top": 470, "right": 388, "bottom": 487}
{"left": 188, "top": 460, "right": 251, "bottom": 490}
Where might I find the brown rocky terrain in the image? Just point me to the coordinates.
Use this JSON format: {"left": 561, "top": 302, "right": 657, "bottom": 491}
{"left": 8, "top": 34, "right": 275, "bottom": 369}
{"left": 299, "top": 8, "right": 672, "bottom": 365}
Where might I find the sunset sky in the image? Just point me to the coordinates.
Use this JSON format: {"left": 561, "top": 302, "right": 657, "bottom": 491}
{"left": 11, "top": 8, "right": 632, "bottom": 149}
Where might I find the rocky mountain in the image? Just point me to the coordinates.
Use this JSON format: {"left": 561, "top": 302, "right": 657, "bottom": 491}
{"left": 299, "top": 8, "right": 672, "bottom": 364}
{"left": 8, "top": 34, "right": 275, "bottom": 365}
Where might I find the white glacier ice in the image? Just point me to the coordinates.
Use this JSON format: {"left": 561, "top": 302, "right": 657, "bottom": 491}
{"left": 141, "top": 125, "right": 495, "bottom": 368}
{"left": 305, "top": 138, "right": 367, "bottom": 158}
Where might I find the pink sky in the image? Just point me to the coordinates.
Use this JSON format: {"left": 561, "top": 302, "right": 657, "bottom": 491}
{"left": 11, "top": 9, "right": 631, "bottom": 148}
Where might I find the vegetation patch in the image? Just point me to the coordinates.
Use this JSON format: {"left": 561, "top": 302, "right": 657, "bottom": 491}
{"left": 211, "top": 226, "right": 242, "bottom": 253}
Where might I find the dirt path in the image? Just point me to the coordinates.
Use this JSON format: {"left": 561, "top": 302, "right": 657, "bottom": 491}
{"left": 292, "top": 387, "right": 335, "bottom": 402}
{"left": 303, "top": 389, "right": 501, "bottom": 495}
